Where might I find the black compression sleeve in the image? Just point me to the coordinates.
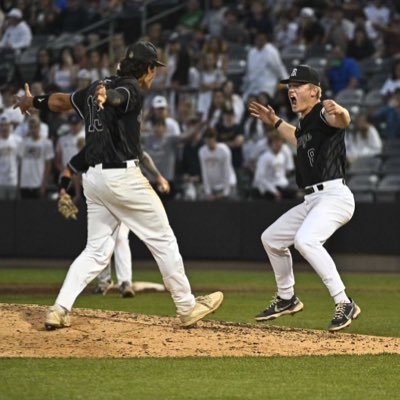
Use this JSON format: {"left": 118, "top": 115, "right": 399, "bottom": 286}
{"left": 68, "top": 146, "right": 89, "bottom": 173}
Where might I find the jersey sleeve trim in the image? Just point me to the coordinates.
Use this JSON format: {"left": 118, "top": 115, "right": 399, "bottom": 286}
{"left": 115, "top": 86, "right": 131, "bottom": 113}
{"left": 320, "top": 107, "right": 330, "bottom": 126}
{"left": 70, "top": 92, "right": 84, "bottom": 119}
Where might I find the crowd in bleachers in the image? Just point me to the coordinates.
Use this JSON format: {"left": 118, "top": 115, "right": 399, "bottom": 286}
{"left": 0, "top": 0, "right": 399, "bottom": 203}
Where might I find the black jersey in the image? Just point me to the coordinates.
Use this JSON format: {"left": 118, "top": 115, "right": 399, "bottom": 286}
{"left": 70, "top": 76, "right": 144, "bottom": 166}
{"left": 295, "top": 102, "right": 346, "bottom": 188}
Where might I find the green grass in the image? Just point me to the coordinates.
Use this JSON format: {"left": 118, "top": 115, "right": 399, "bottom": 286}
{"left": 1, "top": 356, "right": 399, "bottom": 400}
{"left": 0, "top": 266, "right": 399, "bottom": 399}
{"left": 1, "top": 268, "right": 399, "bottom": 337}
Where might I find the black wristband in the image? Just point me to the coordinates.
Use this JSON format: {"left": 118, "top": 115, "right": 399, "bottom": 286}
{"left": 274, "top": 118, "right": 283, "bottom": 129}
{"left": 58, "top": 176, "right": 71, "bottom": 191}
{"left": 32, "top": 95, "right": 50, "bottom": 111}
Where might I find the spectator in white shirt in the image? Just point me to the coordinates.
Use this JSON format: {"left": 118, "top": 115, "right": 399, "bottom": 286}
{"left": 0, "top": 114, "right": 21, "bottom": 200}
{"left": 0, "top": 8, "right": 32, "bottom": 52}
{"left": 199, "top": 127, "right": 236, "bottom": 200}
{"left": 346, "top": 114, "right": 382, "bottom": 163}
{"left": 242, "top": 31, "right": 288, "bottom": 100}
{"left": 19, "top": 116, "right": 54, "bottom": 199}
{"left": 252, "top": 135, "right": 296, "bottom": 201}
{"left": 14, "top": 109, "right": 49, "bottom": 140}
{"left": 143, "top": 95, "right": 181, "bottom": 137}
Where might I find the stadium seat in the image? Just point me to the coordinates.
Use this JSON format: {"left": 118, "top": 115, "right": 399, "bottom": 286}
{"left": 381, "top": 158, "right": 400, "bottom": 175}
{"left": 304, "top": 57, "right": 328, "bottom": 75}
{"left": 362, "top": 89, "right": 383, "bottom": 108}
{"left": 335, "top": 88, "right": 364, "bottom": 106}
{"left": 281, "top": 44, "right": 306, "bottom": 70}
{"left": 360, "top": 57, "right": 392, "bottom": 78}
{"left": 348, "top": 157, "right": 381, "bottom": 175}
{"left": 347, "top": 174, "right": 378, "bottom": 203}
{"left": 375, "top": 174, "right": 400, "bottom": 202}
{"left": 381, "top": 139, "right": 400, "bottom": 158}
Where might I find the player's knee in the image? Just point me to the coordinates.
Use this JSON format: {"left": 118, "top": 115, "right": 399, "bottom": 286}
{"left": 294, "top": 234, "right": 316, "bottom": 254}
{"left": 261, "top": 227, "right": 275, "bottom": 248}
{"left": 85, "top": 236, "right": 115, "bottom": 265}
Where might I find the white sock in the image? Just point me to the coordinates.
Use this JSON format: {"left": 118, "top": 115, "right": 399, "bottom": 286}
{"left": 333, "top": 291, "right": 350, "bottom": 304}
{"left": 278, "top": 287, "right": 295, "bottom": 300}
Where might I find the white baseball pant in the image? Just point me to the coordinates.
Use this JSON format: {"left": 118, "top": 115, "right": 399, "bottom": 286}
{"left": 55, "top": 162, "right": 195, "bottom": 315}
{"left": 261, "top": 179, "right": 355, "bottom": 299}
{"left": 97, "top": 223, "right": 132, "bottom": 285}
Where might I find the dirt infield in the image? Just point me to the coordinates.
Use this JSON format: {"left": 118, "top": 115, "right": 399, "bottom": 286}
{"left": 1, "top": 304, "right": 399, "bottom": 358}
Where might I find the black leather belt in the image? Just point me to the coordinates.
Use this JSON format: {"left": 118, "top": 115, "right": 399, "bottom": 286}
{"left": 304, "top": 179, "right": 345, "bottom": 195}
{"left": 304, "top": 183, "right": 324, "bottom": 195}
{"left": 101, "top": 160, "right": 139, "bottom": 169}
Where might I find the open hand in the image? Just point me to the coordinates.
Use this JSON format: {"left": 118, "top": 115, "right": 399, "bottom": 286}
{"left": 13, "top": 83, "right": 33, "bottom": 115}
{"left": 248, "top": 101, "right": 277, "bottom": 126}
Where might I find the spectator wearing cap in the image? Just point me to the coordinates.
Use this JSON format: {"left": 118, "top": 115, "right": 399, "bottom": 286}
{"left": 19, "top": 115, "right": 54, "bottom": 199}
{"left": 242, "top": 31, "right": 288, "bottom": 100}
{"left": 144, "top": 96, "right": 181, "bottom": 138}
{"left": 141, "top": 118, "right": 180, "bottom": 200}
{"left": 297, "top": 7, "right": 325, "bottom": 48}
{"left": 198, "top": 127, "right": 237, "bottom": 201}
{"left": 0, "top": 114, "right": 21, "bottom": 200}
{"left": 0, "top": 8, "right": 32, "bottom": 52}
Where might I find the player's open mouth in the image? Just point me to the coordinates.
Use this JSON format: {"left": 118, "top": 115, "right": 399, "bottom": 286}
{"left": 290, "top": 96, "right": 297, "bottom": 106}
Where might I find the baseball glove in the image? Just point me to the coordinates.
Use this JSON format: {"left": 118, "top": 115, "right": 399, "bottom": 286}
{"left": 58, "top": 193, "right": 78, "bottom": 220}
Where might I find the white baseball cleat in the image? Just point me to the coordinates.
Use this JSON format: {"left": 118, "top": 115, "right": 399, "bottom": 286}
{"left": 179, "top": 291, "right": 224, "bottom": 327}
{"left": 45, "top": 305, "right": 71, "bottom": 330}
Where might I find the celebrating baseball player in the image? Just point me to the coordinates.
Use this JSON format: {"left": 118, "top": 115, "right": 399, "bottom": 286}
{"left": 249, "top": 65, "right": 360, "bottom": 331}
{"left": 14, "top": 41, "right": 223, "bottom": 330}
{"left": 58, "top": 146, "right": 170, "bottom": 297}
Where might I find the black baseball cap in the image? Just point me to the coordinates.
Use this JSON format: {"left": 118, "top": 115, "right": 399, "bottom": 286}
{"left": 125, "top": 41, "right": 166, "bottom": 67}
{"left": 280, "top": 65, "right": 320, "bottom": 87}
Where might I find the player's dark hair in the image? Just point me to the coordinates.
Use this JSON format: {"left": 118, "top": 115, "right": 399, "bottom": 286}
{"left": 117, "top": 58, "right": 153, "bottom": 79}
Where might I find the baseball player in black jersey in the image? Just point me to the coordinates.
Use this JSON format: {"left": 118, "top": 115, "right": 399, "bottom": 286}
{"left": 14, "top": 41, "right": 223, "bottom": 329}
{"left": 249, "top": 65, "right": 360, "bottom": 331}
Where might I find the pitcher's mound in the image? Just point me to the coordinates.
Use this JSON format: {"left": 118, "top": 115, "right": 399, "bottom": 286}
{"left": 1, "top": 304, "right": 399, "bottom": 358}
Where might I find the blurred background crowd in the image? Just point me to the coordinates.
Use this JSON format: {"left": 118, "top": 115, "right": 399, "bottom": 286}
{"left": 0, "top": 0, "right": 399, "bottom": 204}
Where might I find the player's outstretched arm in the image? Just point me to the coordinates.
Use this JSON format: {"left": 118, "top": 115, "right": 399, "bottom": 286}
{"left": 248, "top": 101, "right": 297, "bottom": 146}
{"left": 322, "top": 100, "right": 351, "bottom": 129}
{"left": 13, "top": 83, "right": 73, "bottom": 115}
{"left": 141, "top": 151, "right": 170, "bottom": 193}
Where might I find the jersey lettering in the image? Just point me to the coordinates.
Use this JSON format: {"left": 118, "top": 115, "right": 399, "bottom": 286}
{"left": 87, "top": 95, "right": 103, "bottom": 133}
{"left": 307, "top": 148, "right": 315, "bottom": 167}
